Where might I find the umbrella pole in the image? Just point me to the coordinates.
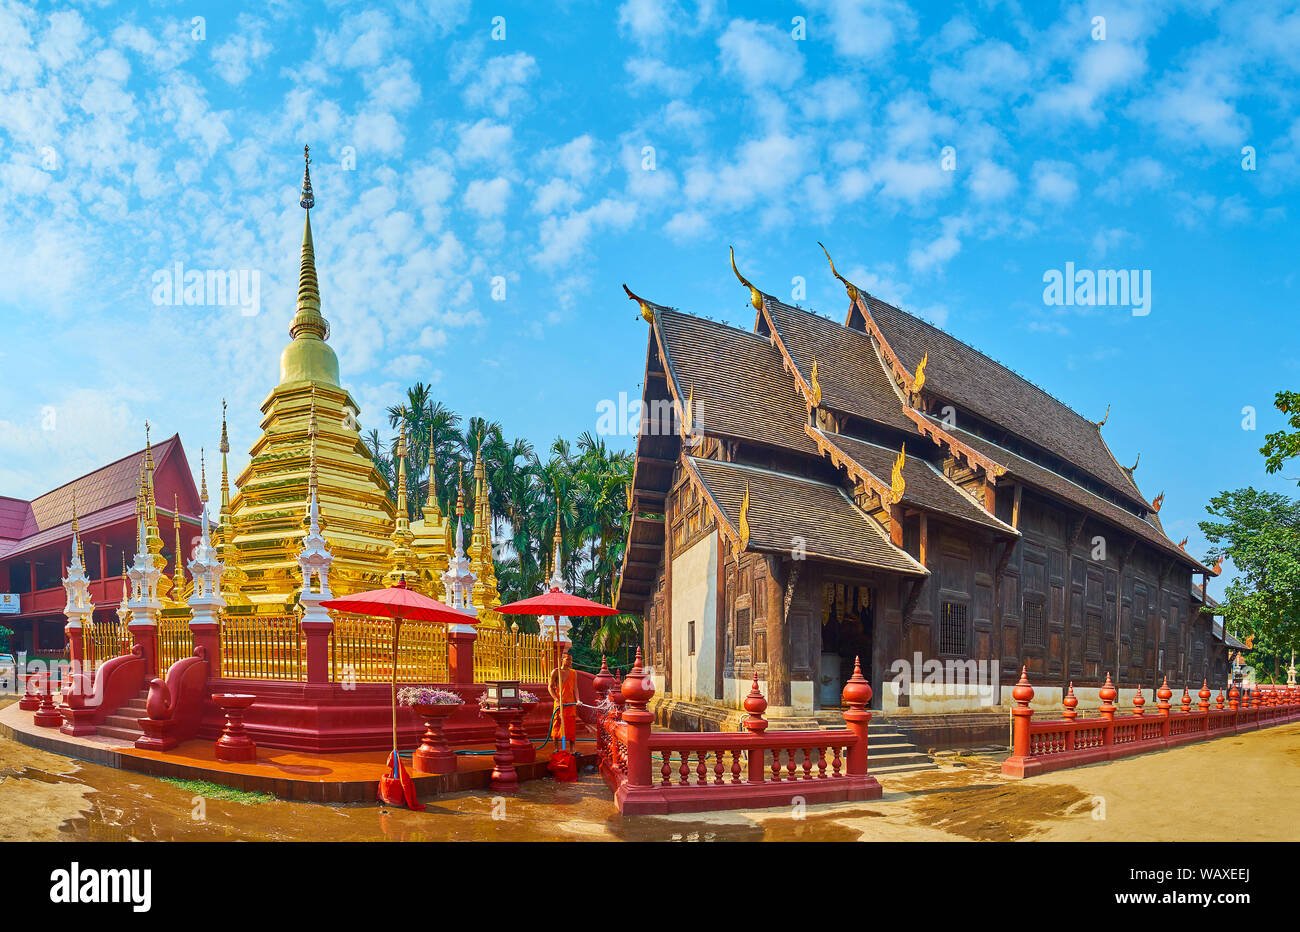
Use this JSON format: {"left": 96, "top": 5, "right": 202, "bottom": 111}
{"left": 391, "top": 614, "right": 399, "bottom": 770}
{"left": 554, "top": 614, "right": 563, "bottom": 751}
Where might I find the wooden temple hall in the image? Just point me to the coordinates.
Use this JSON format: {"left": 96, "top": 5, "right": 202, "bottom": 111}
{"left": 615, "top": 249, "right": 1229, "bottom": 729}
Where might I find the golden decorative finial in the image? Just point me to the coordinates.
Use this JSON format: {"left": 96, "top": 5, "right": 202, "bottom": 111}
{"left": 396, "top": 421, "right": 408, "bottom": 517}
{"left": 455, "top": 461, "right": 465, "bottom": 517}
{"left": 729, "top": 246, "right": 763, "bottom": 312}
{"left": 199, "top": 448, "right": 208, "bottom": 505}
{"left": 681, "top": 384, "right": 695, "bottom": 439}
{"left": 1096, "top": 404, "right": 1110, "bottom": 428}
{"left": 738, "top": 482, "right": 751, "bottom": 549}
{"left": 219, "top": 399, "right": 231, "bottom": 516}
{"left": 425, "top": 424, "right": 440, "bottom": 517}
{"left": 71, "top": 491, "right": 83, "bottom": 563}
{"left": 889, "top": 444, "right": 907, "bottom": 504}
{"left": 1152, "top": 491, "right": 1164, "bottom": 513}
{"left": 810, "top": 357, "right": 822, "bottom": 407}
{"left": 1211, "top": 555, "right": 1224, "bottom": 575}
{"left": 1177, "top": 537, "right": 1188, "bottom": 551}
{"left": 912, "top": 352, "right": 928, "bottom": 396}
{"left": 300, "top": 144, "right": 315, "bottom": 210}
{"left": 818, "top": 242, "right": 859, "bottom": 306}
{"left": 289, "top": 146, "right": 328, "bottom": 343}
{"left": 1126, "top": 453, "right": 1140, "bottom": 473}
{"left": 623, "top": 283, "right": 654, "bottom": 324}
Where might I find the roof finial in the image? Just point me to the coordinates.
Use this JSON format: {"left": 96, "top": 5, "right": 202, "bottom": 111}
{"left": 1126, "top": 452, "right": 1140, "bottom": 473}
{"left": 818, "top": 241, "right": 859, "bottom": 306}
{"left": 739, "top": 482, "right": 751, "bottom": 549}
{"left": 1096, "top": 403, "right": 1110, "bottom": 428}
{"left": 623, "top": 283, "right": 654, "bottom": 324}
{"left": 300, "top": 144, "right": 315, "bottom": 210}
{"left": 889, "top": 444, "right": 907, "bottom": 504}
{"left": 729, "top": 246, "right": 764, "bottom": 312}
{"left": 199, "top": 448, "right": 208, "bottom": 505}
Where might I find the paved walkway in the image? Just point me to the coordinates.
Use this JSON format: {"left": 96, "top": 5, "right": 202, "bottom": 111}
{"left": 1, "top": 695, "right": 1296, "bottom": 841}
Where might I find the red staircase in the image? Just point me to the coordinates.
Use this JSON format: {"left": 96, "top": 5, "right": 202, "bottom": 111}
{"left": 94, "top": 689, "right": 149, "bottom": 743}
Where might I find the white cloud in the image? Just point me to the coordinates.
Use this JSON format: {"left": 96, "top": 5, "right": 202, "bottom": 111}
{"left": 533, "top": 198, "right": 637, "bottom": 270}
{"left": 1031, "top": 160, "right": 1078, "bottom": 205}
{"left": 969, "top": 160, "right": 1017, "bottom": 203}
{"left": 463, "top": 177, "right": 510, "bottom": 218}
{"left": 717, "top": 19, "right": 803, "bottom": 91}
{"left": 625, "top": 57, "right": 700, "bottom": 96}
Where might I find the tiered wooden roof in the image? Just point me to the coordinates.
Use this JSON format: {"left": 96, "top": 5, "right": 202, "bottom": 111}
{"left": 613, "top": 252, "right": 1213, "bottom": 612}
{"left": 685, "top": 457, "right": 926, "bottom": 575}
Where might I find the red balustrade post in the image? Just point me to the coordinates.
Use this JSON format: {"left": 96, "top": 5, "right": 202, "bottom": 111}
{"left": 300, "top": 618, "right": 331, "bottom": 684}
{"left": 1001, "top": 666, "right": 1038, "bottom": 778}
{"left": 1215, "top": 687, "right": 1225, "bottom": 712}
{"left": 1198, "top": 680, "right": 1211, "bottom": 728}
{"left": 592, "top": 655, "right": 614, "bottom": 704}
{"left": 742, "top": 671, "right": 768, "bottom": 783}
{"left": 840, "top": 656, "right": 882, "bottom": 799}
{"left": 1132, "top": 684, "right": 1145, "bottom": 716}
{"left": 620, "top": 649, "right": 655, "bottom": 790}
{"left": 1157, "top": 677, "right": 1172, "bottom": 740}
{"left": 65, "top": 622, "right": 85, "bottom": 676}
{"left": 447, "top": 626, "right": 477, "bottom": 684}
{"left": 1062, "top": 682, "right": 1078, "bottom": 719}
{"left": 33, "top": 673, "right": 62, "bottom": 728}
{"left": 1228, "top": 683, "right": 1240, "bottom": 711}
{"left": 1099, "top": 673, "right": 1117, "bottom": 748}
{"left": 1180, "top": 686, "right": 1192, "bottom": 715}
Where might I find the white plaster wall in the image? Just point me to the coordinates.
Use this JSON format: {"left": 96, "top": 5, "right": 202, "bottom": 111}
{"left": 670, "top": 533, "right": 716, "bottom": 702}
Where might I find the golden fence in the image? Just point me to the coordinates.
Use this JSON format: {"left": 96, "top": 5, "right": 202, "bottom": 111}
{"left": 329, "top": 614, "right": 448, "bottom": 684}
{"left": 221, "top": 613, "right": 304, "bottom": 681}
{"left": 83, "top": 617, "right": 131, "bottom": 672}
{"left": 474, "top": 624, "right": 550, "bottom": 684}
{"left": 157, "top": 611, "right": 195, "bottom": 672}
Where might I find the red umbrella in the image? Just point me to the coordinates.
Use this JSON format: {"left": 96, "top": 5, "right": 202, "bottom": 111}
{"left": 321, "top": 579, "right": 474, "bottom": 810}
{"left": 498, "top": 587, "right": 618, "bottom": 768}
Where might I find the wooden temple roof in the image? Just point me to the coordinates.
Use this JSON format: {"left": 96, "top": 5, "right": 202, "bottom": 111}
{"left": 809, "top": 427, "right": 1018, "bottom": 537}
{"left": 656, "top": 308, "right": 819, "bottom": 457}
{"left": 862, "top": 295, "right": 1149, "bottom": 511}
{"left": 944, "top": 422, "right": 1212, "bottom": 573}
{"left": 760, "top": 297, "right": 913, "bottom": 432}
{"left": 685, "top": 456, "right": 927, "bottom": 576}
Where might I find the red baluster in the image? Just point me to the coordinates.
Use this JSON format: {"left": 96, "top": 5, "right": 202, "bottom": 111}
{"left": 1198, "top": 680, "right": 1211, "bottom": 714}
{"left": 713, "top": 750, "right": 724, "bottom": 784}
{"left": 1215, "top": 687, "right": 1225, "bottom": 711}
{"left": 1180, "top": 685, "right": 1192, "bottom": 714}
{"left": 1009, "top": 666, "right": 1035, "bottom": 760}
{"left": 33, "top": 673, "right": 62, "bottom": 728}
{"left": 1228, "top": 683, "right": 1240, "bottom": 711}
{"left": 1063, "top": 682, "right": 1078, "bottom": 720}
{"left": 1098, "top": 673, "right": 1117, "bottom": 721}
{"left": 841, "top": 655, "right": 875, "bottom": 781}
{"left": 1132, "top": 684, "right": 1146, "bottom": 716}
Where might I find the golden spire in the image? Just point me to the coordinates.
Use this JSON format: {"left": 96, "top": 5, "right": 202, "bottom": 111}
{"left": 71, "top": 491, "right": 83, "bottom": 563}
{"left": 144, "top": 422, "right": 171, "bottom": 601}
{"left": 423, "top": 425, "right": 442, "bottom": 521}
{"left": 199, "top": 448, "right": 208, "bottom": 506}
{"left": 738, "top": 482, "right": 751, "bottom": 549}
{"left": 818, "top": 242, "right": 859, "bottom": 306}
{"left": 289, "top": 145, "right": 328, "bottom": 343}
{"left": 889, "top": 445, "right": 907, "bottom": 504}
{"left": 396, "top": 422, "right": 408, "bottom": 520}
{"left": 172, "top": 493, "right": 185, "bottom": 597}
{"left": 386, "top": 420, "right": 416, "bottom": 586}
{"left": 551, "top": 491, "right": 563, "bottom": 583}
{"left": 455, "top": 462, "right": 465, "bottom": 518}
{"left": 219, "top": 400, "right": 231, "bottom": 521}
{"left": 144, "top": 421, "right": 158, "bottom": 531}
{"left": 810, "top": 357, "right": 822, "bottom": 407}
{"left": 623, "top": 283, "right": 654, "bottom": 324}
{"left": 304, "top": 387, "right": 320, "bottom": 526}
{"left": 729, "top": 246, "right": 764, "bottom": 312}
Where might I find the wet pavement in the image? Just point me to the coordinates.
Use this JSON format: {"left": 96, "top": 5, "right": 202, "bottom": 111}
{"left": 3, "top": 695, "right": 1298, "bottom": 842}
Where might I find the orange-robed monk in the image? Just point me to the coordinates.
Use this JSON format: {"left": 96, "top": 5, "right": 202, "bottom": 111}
{"left": 548, "top": 646, "right": 578, "bottom": 749}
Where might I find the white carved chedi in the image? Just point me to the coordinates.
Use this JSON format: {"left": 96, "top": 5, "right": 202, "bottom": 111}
{"left": 297, "top": 486, "right": 333, "bottom": 625}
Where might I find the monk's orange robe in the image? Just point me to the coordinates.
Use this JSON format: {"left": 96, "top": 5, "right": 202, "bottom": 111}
{"left": 551, "top": 667, "right": 577, "bottom": 749}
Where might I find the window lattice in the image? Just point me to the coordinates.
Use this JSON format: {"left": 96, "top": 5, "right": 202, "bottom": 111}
{"left": 1023, "top": 600, "right": 1044, "bottom": 647}
{"left": 940, "top": 601, "right": 968, "bottom": 656}
{"left": 735, "top": 606, "right": 750, "bottom": 647}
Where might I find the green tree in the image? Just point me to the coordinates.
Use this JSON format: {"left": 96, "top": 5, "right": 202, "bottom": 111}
{"left": 1261, "top": 390, "right": 1300, "bottom": 481}
{"left": 1200, "top": 488, "right": 1300, "bottom": 682}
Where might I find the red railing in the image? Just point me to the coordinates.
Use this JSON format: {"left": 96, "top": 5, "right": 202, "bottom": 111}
{"left": 593, "top": 652, "right": 883, "bottom": 816}
{"left": 1004, "top": 669, "right": 1300, "bottom": 778}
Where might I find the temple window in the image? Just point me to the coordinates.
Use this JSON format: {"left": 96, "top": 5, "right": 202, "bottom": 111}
{"left": 939, "top": 601, "right": 968, "bottom": 656}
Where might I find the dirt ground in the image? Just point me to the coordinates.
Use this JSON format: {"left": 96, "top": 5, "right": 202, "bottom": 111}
{"left": 2, "top": 696, "right": 1297, "bottom": 841}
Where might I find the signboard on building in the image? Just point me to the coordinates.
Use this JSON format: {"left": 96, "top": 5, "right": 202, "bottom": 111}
{"left": 0, "top": 594, "right": 20, "bottom": 615}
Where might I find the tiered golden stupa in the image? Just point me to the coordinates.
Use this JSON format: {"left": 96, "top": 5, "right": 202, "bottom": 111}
{"left": 215, "top": 147, "right": 484, "bottom": 612}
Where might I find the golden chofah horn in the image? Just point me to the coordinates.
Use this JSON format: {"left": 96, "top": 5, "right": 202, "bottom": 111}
{"left": 738, "top": 482, "right": 751, "bottom": 549}
{"left": 810, "top": 357, "right": 822, "bottom": 407}
{"left": 729, "top": 246, "right": 764, "bottom": 312}
{"left": 819, "top": 241, "right": 859, "bottom": 306}
{"left": 912, "top": 351, "right": 928, "bottom": 395}
{"left": 623, "top": 283, "right": 654, "bottom": 324}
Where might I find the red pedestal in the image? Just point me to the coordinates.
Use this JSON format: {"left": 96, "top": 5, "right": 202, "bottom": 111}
{"left": 447, "top": 629, "right": 477, "bottom": 684}
{"left": 411, "top": 703, "right": 460, "bottom": 774}
{"left": 301, "top": 620, "right": 332, "bottom": 684}
{"left": 483, "top": 708, "right": 519, "bottom": 794}
{"left": 33, "top": 677, "right": 63, "bottom": 728}
{"left": 18, "top": 673, "right": 43, "bottom": 711}
{"left": 214, "top": 693, "right": 257, "bottom": 762}
{"left": 190, "top": 621, "right": 221, "bottom": 679}
{"left": 508, "top": 702, "right": 537, "bottom": 765}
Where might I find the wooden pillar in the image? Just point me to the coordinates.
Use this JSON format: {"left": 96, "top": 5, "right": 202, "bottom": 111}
{"left": 1011, "top": 483, "right": 1022, "bottom": 529}
{"left": 98, "top": 540, "right": 108, "bottom": 585}
{"left": 663, "top": 485, "right": 673, "bottom": 694}
{"left": 714, "top": 528, "right": 725, "bottom": 701}
{"left": 763, "top": 554, "right": 790, "bottom": 707}
{"left": 918, "top": 513, "right": 929, "bottom": 568}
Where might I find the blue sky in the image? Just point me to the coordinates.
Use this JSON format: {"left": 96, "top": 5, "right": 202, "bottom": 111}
{"left": 0, "top": 0, "right": 1297, "bottom": 598}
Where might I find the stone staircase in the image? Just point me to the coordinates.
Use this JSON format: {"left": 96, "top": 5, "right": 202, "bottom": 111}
{"left": 812, "top": 717, "right": 938, "bottom": 775}
{"left": 94, "top": 689, "right": 148, "bottom": 743}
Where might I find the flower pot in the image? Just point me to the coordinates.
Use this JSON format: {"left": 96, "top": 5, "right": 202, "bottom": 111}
{"left": 411, "top": 702, "right": 461, "bottom": 774}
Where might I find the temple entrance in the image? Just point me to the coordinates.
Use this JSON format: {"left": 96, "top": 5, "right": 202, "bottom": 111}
{"left": 819, "top": 581, "right": 874, "bottom": 710}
